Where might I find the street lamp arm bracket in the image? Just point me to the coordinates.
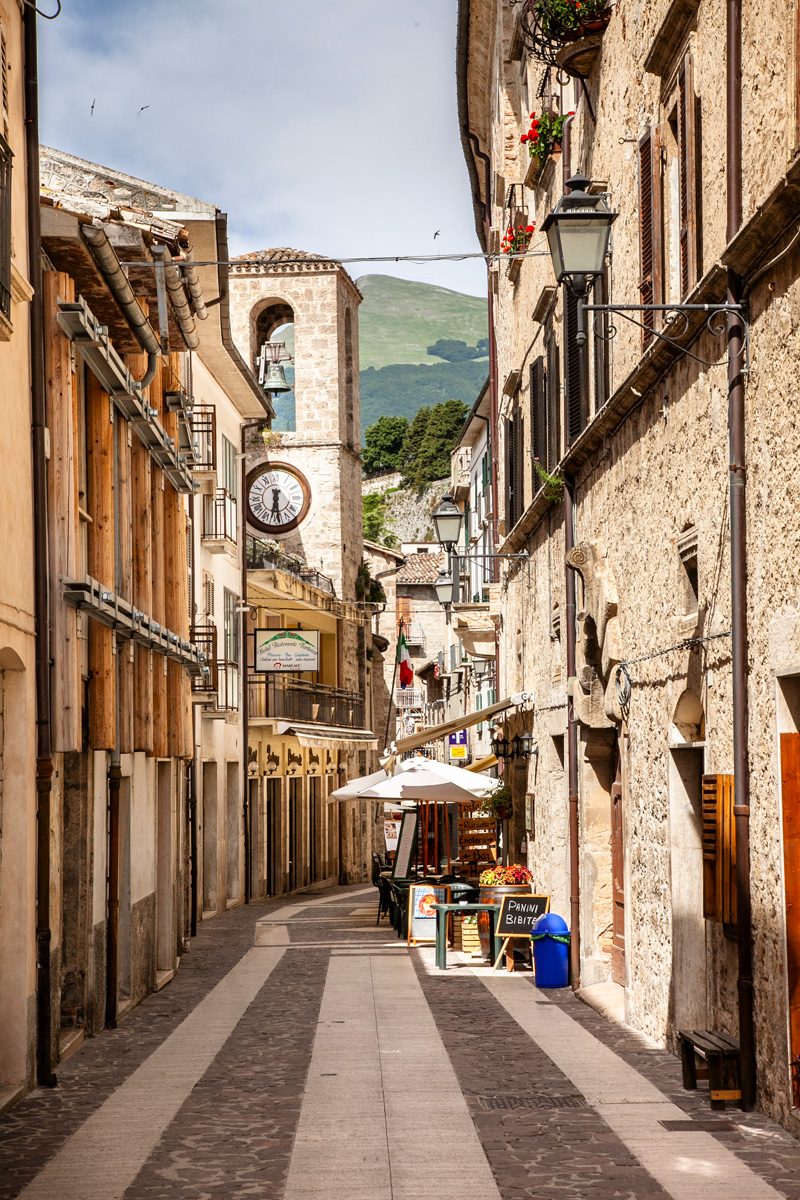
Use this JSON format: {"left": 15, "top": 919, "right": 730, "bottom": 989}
{"left": 580, "top": 302, "right": 748, "bottom": 370}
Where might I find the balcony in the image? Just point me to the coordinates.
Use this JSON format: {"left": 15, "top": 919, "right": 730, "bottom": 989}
{"left": 188, "top": 405, "right": 216, "bottom": 471}
{"left": 404, "top": 624, "right": 426, "bottom": 652}
{"left": 216, "top": 660, "right": 240, "bottom": 713}
{"left": 202, "top": 488, "right": 237, "bottom": 552}
{"left": 189, "top": 625, "right": 218, "bottom": 695}
{"left": 246, "top": 534, "right": 335, "bottom": 596}
{"left": 395, "top": 688, "right": 424, "bottom": 710}
{"left": 248, "top": 674, "right": 365, "bottom": 730}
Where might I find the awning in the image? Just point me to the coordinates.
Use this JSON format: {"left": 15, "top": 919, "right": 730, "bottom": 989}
{"left": 276, "top": 722, "right": 378, "bottom": 751}
{"left": 467, "top": 754, "right": 498, "bottom": 772}
{"left": 390, "top": 692, "right": 530, "bottom": 754}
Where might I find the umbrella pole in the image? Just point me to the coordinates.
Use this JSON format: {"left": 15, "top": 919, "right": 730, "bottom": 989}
{"left": 434, "top": 801, "right": 439, "bottom": 873}
{"left": 422, "top": 803, "right": 428, "bottom": 877}
{"left": 445, "top": 804, "right": 451, "bottom": 874}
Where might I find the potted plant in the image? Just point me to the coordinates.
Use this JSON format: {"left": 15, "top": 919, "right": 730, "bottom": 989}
{"left": 521, "top": 111, "right": 573, "bottom": 167}
{"left": 531, "top": 0, "right": 611, "bottom": 42}
{"left": 477, "top": 862, "right": 533, "bottom": 962}
{"left": 501, "top": 221, "right": 535, "bottom": 257}
{"left": 477, "top": 782, "right": 513, "bottom": 821}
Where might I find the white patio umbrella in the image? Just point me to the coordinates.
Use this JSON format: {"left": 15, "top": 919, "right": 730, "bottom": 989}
{"left": 326, "top": 766, "right": 388, "bottom": 803}
{"left": 358, "top": 763, "right": 497, "bottom": 802}
{"left": 396, "top": 756, "right": 499, "bottom": 796}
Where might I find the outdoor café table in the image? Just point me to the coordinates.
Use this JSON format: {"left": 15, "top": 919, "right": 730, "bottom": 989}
{"left": 431, "top": 902, "right": 501, "bottom": 970}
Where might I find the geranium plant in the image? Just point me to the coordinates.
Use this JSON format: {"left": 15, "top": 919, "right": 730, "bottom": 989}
{"left": 480, "top": 864, "right": 533, "bottom": 886}
{"left": 501, "top": 221, "right": 535, "bottom": 256}
{"left": 521, "top": 111, "right": 573, "bottom": 165}
{"left": 532, "top": 0, "right": 608, "bottom": 39}
{"left": 477, "top": 782, "right": 513, "bottom": 819}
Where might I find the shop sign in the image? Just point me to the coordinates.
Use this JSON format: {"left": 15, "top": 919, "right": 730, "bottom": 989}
{"left": 448, "top": 729, "right": 468, "bottom": 760}
{"left": 496, "top": 894, "right": 550, "bottom": 937}
{"left": 384, "top": 819, "right": 400, "bottom": 851}
{"left": 255, "top": 629, "right": 319, "bottom": 672}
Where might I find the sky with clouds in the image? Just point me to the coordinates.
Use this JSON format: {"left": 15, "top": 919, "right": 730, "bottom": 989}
{"left": 37, "top": 0, "right": 487, "bottom": 297}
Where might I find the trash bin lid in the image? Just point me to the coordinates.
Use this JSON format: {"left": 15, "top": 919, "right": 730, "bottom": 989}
{"left": 532, "top": 912, "right": 569, "bottom": 935}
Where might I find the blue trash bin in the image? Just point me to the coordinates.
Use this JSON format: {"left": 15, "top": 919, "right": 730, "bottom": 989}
{"left": 531, "top": 913, "right": 570, "bottom": 987}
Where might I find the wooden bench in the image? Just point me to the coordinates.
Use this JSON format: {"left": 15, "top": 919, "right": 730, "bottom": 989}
{"left": 678, "top": 1029, "right": 741, "bottom": 1110}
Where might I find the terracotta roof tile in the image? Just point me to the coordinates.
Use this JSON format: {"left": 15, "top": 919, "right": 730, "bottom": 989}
{"left": 397, "top": 552, "right": 445, "bottom": 584}
{"left": 232, "top": 247, "right": 335, "bottom": 268}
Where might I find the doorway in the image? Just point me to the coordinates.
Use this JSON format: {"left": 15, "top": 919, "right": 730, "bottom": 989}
{"left": 778, "top": 672, "right": 800, "bottom": 1108}
{"left": 265, "top": 777, "right": 280, "bottom": 896}
{"left": 202, "top": 762, "right": 218, "bottom": 913}
{"left": 117, "top": 778, "right": 132, "bottom": 1007}
{"left": 289, "top": 778, "right": 302, "bottom": 891}
{"left": 156, "top": 762, "right": 173, "bottom": 974}
{"left": 610, "top": 752, "right": 625, "bottom": 986}
{"left": 226, "top": 762, "right": 240, "bottom": 903}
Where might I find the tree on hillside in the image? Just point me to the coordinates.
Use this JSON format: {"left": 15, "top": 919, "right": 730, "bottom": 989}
{"left": 427, "top": 337, "right": 490, "bottom": 362}
{"left": 363, "top": 492, "right": 398, "bottom": 547}
{"left": 402, "top": 399, "right": 469, "bottom": 489}
{"left": 362, "top": 415, "right": 410, "bottom": 474}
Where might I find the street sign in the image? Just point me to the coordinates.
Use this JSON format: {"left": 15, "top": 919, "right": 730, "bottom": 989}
{"left": 255, "top": 629, "right": 319, "bottom": 672}
{"left": 449, "top": 729, "right": 468, "bottom": 760}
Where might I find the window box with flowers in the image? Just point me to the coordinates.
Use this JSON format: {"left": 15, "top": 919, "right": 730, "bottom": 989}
{"left": 522, "top": 110, "right": 572, "bottom": 189}
{"left": 529, "top": 0, "right": 611, "bottom": 43}
{"left": 502, "top": 220, "right": 535, "bottom": 282}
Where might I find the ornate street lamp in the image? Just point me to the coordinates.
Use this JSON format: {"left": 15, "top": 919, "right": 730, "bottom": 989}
{"left": 434, "top": 564, "right": 454, "bottom": 606}
{"left": 472, "top": 656, "right": 491, "bottom": 679}
{"left": 432, "top": 495, "right": 464, "bottom": 552}
{"left": 520, "top": 731, "right": 534, "bottom": 758}
{"left": 510, "top": 733, "right": 524, "bottom": 759}
{"left": 541, "top": 174, "right": 616, "bottom": 345}
{"left": 491, "top": 735, "right": 510, "bottom": 759}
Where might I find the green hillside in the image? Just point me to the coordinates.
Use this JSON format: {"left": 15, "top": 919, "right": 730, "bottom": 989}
{"left": 356, "top": 275, "right": 488, "bottom": 369}
{"left": 360, "top": 361, "right": 487, "bottom": 431}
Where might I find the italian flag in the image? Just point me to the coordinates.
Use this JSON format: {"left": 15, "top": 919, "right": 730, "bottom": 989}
{"left": 398, "top": 630, "right": 413, "bottom": 689}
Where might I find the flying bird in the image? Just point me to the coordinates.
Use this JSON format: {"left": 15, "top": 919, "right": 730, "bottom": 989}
{"left": 433, "top": 230, "right": 441, "bottom": 239}
{"left": 137, "top": 106, "right": 150, "bottom": 116}
{"left": 90, "top": 98, "right": 96, "bottom": 116}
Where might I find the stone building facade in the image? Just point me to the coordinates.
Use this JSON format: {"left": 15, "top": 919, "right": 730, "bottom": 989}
{"left": 229, "top": 251, "right": 379, "bottom": 890}
{"left": 459, "top": 0, "right": 800, "bottom": 1133}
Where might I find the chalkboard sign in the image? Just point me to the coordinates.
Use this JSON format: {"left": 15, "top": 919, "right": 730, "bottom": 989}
{"left": 496, "top": 894, "right": 550, "bottom": 938}
{"left": 392, "top": 810, "right": 418, "bottom": 878}
{"left": 407, "top": 884, "right": 450, "bottom": 945}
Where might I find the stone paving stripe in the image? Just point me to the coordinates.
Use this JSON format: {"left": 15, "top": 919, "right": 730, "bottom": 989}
{"left": 284, "top": 952, "right": 502, "bottom": 1200}
{"left": 481, "top": 975, "right": 784, "bottom": 1200}
{"left": 16, "top": 946, "right": 286, "bottom": 1200}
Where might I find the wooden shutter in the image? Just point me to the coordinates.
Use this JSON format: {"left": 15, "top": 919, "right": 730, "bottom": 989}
{"left": 514, "top": 401, "right": 525, "bottom": 518}
{"left": 546, "top": 331, "right": 561, "bottom": 472}
{"left": 677, "top": 51, "right": 698, "bottom": 297}
{"left": 564, "top": 290, "right": 586, "bottom": 443}
{"left": 593, "top": 272, "right": 609, "bottom": 413}
{"left": 702, "top": 774, "right": 736, "bottom": 924}
{"left": 530, "top": 356, "right": 547, "bottom": 487}
{"left": 505, "top": 414, "right": 519, "bottom": 530}
{"left": 397, "top": 596, "right": 411, "bottom": 629}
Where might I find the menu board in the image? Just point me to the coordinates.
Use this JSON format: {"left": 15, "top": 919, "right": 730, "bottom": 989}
{"left": 496, "top": 894, "right": 550, "bottom": 938}
{"left": 392, "top": 811, "right": 418, "bottom": 878}
{"left": 407, "top": 884, "right": 450, "bottom": 945}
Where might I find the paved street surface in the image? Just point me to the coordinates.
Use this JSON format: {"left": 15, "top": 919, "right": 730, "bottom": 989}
{"left": 2, "top": 885, "right": 800, "bottom": 1200}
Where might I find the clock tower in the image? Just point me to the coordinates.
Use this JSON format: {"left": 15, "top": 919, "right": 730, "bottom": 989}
{"left": 229, "top": 248, "right": 363, "bottom": 600}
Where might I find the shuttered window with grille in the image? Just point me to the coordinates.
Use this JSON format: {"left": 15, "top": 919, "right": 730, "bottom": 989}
{"left": 505, "top": 414, "right": 518, "bottom": 530}
{"left": 530, "top": 356, "right": 547, "bottom": 493}
{"left": 564, "top": 290, "right": 586, "bottom": 444}
{"left": 702, "top": 773, "right": 736, "bottom": 925}
{"left": 546, "top": 329, "right": 561, "bottom": 472}
{"left": 677, "top": 51, "right": 699, "bottom": 297}
{"left": 638, "top": 128, "right": 664, "bottom": 348}
{"left": 593, "top": 271, "right": 610, "bottom": 414}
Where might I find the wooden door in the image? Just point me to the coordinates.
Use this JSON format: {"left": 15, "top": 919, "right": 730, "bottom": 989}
{"left": 611, "top": 754, "right": 626, "bottom": 986}
{"left": 780, "top": 733, "right": 800, "bottom": 1106}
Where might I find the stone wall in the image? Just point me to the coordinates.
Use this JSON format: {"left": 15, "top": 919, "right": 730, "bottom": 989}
{"left": 463, "top": 0, "right": 800, "bottom": 1132}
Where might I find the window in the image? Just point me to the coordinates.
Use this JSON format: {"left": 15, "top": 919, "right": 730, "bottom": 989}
{"left": 530, "top": 355, "right": 546, "bottom": 489}
{"left": 203, "top": 575, "right": 215, "bottom": 624}
{"left": 546, "top": 327, "right": 561, "bottom": 470}
{"left": 504, "top": 403, "right": 524, "bottom": 530}
{"left": 638, "top": 126, "right": 663, "bottom": 347}
{"left": 676, "top": 51, "right": 699, "bottom": 296}
{"left": 702, "top": 774, "right": 736, "bottom": 925}
{"left": 564, "top": 290, "right": 586, "bottom": 443}
{"left": 1, "top": 19, "right": 9, "bottom": 135}
{"left": 223, "top": 589, "right": 239, "bottom": 662}
{"left": 0, "top": 132, "right": 11, "bottom": 323}
{"left": 677, "top": 527, "right": 699, "bottom": 616}
{"left": 592, "top": 270, "right": 610, "bottom": 413}
{"left": 222, "top": 435, "right": 238, "bottom": 499}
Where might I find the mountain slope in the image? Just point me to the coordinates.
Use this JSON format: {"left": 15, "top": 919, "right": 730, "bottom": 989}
{"left": 356, "top": 275, "right": 488, "bottom": 370}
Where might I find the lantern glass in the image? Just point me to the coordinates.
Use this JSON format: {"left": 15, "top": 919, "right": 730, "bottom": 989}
{"left": 472, "top": 656, "right": 490, "bottom": 678}
{"left": 542, "top": 174, "right": 617, "bottom": 284}
{"left": 434, "top": 566, "right": 454, "bottom": 605}
{"left": 511, "top": 733, "right": 523, "bottom": 759}
{"left": 521, "top": 731, "right": 533, "bottom": 757}
{"left": 432, "top": 495, "right": 464, "bottom": 550}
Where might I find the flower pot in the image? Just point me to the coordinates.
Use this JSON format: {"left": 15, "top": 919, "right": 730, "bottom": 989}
{"left": 496, "top": 805, "right": 512, "bottom": 821}
{"left": 553, "top": 10, "right": 611, "bottom": 41}
{"left": 551, "top": 138, "right": 562, "bottom": 155}
{"left": 478, "top": 883, "right": 532, "bottom": 963}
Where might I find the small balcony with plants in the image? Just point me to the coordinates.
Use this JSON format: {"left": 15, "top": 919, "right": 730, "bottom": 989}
{"left": 201, "top": 488, "right": 237, "bottom": 553}
{"left": 502, "top": 185, "right": 535, "bottom": 282}
{"left": 522, "top": 109, "right": 572, "bottom": 190}
{"left": 519, "top": 0, "right": 612, "bottom": 78}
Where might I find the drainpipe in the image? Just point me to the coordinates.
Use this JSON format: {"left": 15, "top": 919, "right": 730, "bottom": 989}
{"left": 25, "top": 6, "right": 57, "bottom": 1089}
{"left": 560, "top": 109, "right": 582, "bottom": 989}
{"left": 106, "top": 413, "right": 122, "bottom": 1030}
{"left": 727, "top": 0, "right": 755, "bottom": 1112}
{"left": 188, "top": 492, "right": 198, "bottom": 937}
{"left": 81, "top": 225, "right": 161, "bottom": 388}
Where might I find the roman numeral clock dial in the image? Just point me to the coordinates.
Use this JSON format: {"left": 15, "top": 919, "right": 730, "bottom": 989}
{"left": 246, "top": 464, "right": 311, "bottom": 535}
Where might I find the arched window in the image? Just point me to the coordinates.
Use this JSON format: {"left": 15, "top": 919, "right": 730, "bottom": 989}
{"left": 255, "top": 302, "right": 296, "bottom": 432}
{"left": 344, "top": 308, "right": 355, "bottom": 447}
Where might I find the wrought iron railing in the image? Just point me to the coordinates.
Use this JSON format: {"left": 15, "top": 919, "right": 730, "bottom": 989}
{"left": 395, "top": 688, "right": 424, "bottom": 709}
{"left": 189, "top": 624, "right": 218, "bottom": 693}
{"left": 217, "top": 659, "right": 239, "bottom": 712}
{"left": 189, "top": 406, "right": 216, "bottom": 470}
{"left": 515, "top": 0, "right": 611, "bottom": 74}
{"left": 248, "top": 673, "right": 365, "bottom": 729}
{"left": 202, "top": 488, "right": 237, "bottom": 544}
{"left": 246, "top": 534, "right": 335, "bottom": 596}
{"left": 404, "top": 624, "right": 426, "bottom": 650}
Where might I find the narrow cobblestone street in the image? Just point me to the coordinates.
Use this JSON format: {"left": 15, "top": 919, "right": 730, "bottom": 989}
{"left": 2, "top": 885, "right": 800, "bottom": 1200}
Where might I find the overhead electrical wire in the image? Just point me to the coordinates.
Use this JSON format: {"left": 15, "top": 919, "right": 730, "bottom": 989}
{"left": 119, "top": 249, "right": 552, "bottom": 270}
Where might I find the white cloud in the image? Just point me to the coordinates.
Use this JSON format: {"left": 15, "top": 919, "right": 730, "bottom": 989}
{"left": 38, "top": 0, "right": 487, "bottom": 296}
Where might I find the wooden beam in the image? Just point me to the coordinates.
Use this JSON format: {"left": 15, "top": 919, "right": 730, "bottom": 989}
{"left": 44, "top": 270, "right": 81, "bottom": 753}
{"left": 86, "top": 371, "right": 115, "bottom": 749}
{"left": 117, "top": 413, "right": 133, "bottom": 754}
{"left": 164, "top": 481, "right": 183, "bottom": 758}
{"left": 151, "top": 463, "right": 168, "bottom": 758}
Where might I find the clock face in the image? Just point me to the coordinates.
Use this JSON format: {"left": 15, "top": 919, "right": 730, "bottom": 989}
{"left": 246, "top": 463, "right": 311, "bottom": 534}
